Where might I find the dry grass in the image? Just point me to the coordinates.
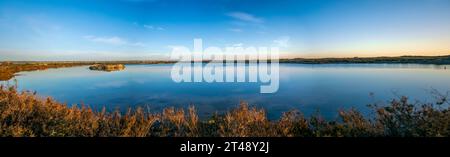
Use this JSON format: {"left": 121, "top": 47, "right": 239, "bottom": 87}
{"left": 0, "top": 61, "right": 175, "bottom": 81}
{"left": 0, "top": 85, "right": 449, "bottom": 137}
{"left": 0, "top": 62, "right": 91, "bottom": 81}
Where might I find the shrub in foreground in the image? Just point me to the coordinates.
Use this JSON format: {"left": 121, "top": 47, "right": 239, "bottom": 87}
{"left": 0, "top": 85, "right": 448, "bottom": 137}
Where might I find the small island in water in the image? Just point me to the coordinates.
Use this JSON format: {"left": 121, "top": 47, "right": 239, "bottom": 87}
{"left": 89, "top": 64, "right": 126, "bottom": 72}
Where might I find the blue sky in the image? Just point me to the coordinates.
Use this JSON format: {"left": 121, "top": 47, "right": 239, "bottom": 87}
{"left": 0, "top": 0, "right": 449, "bottom": 60}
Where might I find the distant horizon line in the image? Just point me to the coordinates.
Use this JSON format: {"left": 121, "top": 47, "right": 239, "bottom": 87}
{"left": 1, "top": 54, "right": 449, "bottom": 62}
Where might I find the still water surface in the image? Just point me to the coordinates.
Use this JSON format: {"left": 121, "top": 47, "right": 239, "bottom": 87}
{"left": 5, "top": 64, "right": 450, "bottom": 119}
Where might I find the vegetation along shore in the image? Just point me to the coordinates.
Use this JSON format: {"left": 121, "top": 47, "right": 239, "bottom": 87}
{"left": 0, "top": 85, "right": 448, "bottom": 137}
{"left": 280, "top": 55, "right": 450, "bottom": 64}
{"left": 1, "top": 55, "right": 450, "bottom": 80}
{"left": 0, "top": 61, "right": 174, "bottom": 81}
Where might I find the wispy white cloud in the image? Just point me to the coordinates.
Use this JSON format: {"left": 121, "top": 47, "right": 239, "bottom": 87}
{"left": 143, "top": 24, "right": 165, "bottom": 31}
{"left": 143, "top": 24, "right": 154, "bottom": 29}
{"left": 84, "top": 36, "right": 127, "bottom": 45}
{"left": 232, "top": 43, "right": 243, "bottom": 47}
{"left": 226, "top": 12, "right": 264, "bottom": 23}
{"left": 167, "top": 45, "right": 189, "bottom": 51}
{"left": 228, "top": 28, "right": 243, "bottom": 32}
{"left": 84, "top": 35, "right": 145, "bottom": 47}
{"left": 130, "top": 42, "right": 145, "bottom": 47}
{"left": 273, "top": 36, "right": 290, "bottom": 48}
{"left": 256, "top": 31, "right": 266, "bottom": 34}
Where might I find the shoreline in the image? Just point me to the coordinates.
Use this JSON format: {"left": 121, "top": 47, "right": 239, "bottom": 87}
{"left": 1, "top": 55, "right": 449, "bottom": 81}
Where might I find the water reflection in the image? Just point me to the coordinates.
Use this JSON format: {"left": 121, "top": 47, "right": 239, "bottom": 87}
{"left": 2, "top": 64, "right": 449, "bottom": 119}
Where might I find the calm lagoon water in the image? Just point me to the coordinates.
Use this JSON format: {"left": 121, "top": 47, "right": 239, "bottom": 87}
{"left": 4, "top": 64, "right": 450, "bottom": 119}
